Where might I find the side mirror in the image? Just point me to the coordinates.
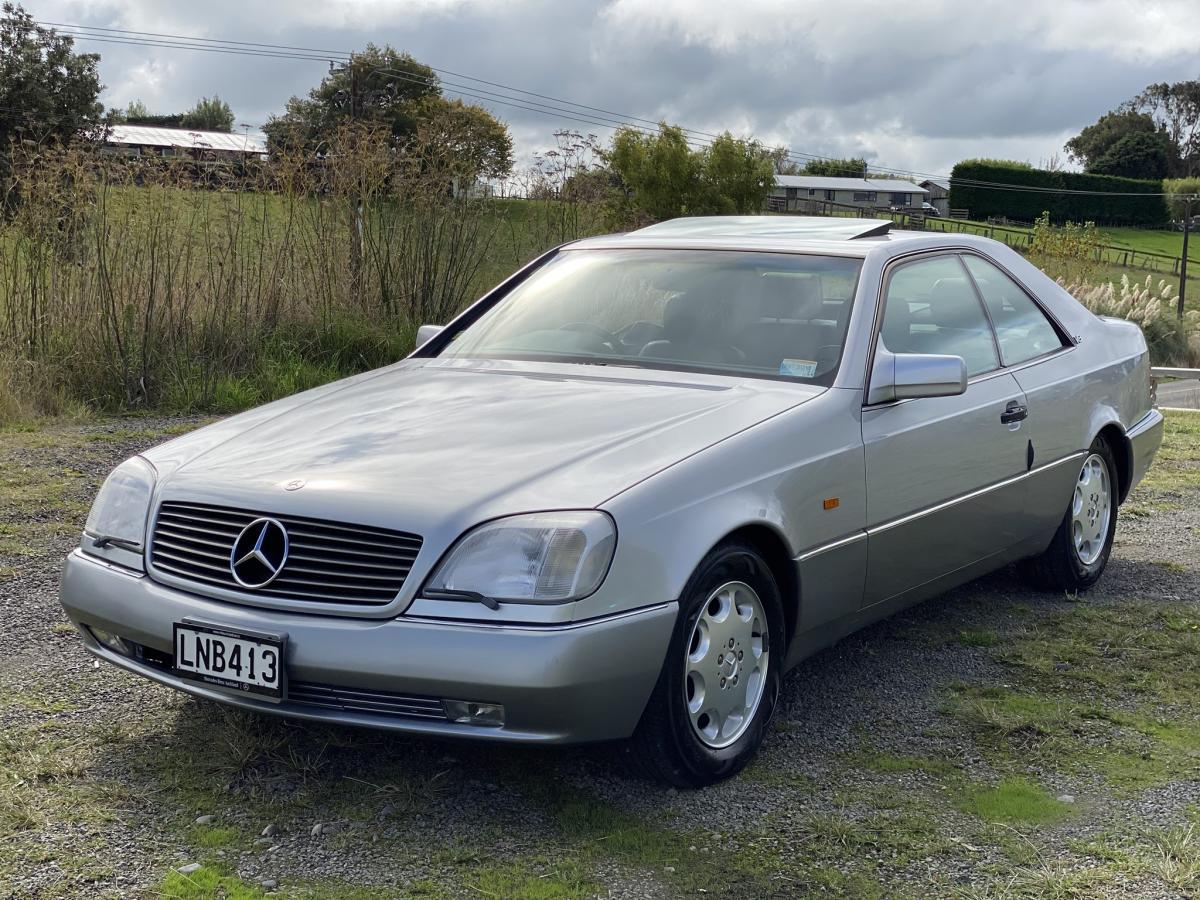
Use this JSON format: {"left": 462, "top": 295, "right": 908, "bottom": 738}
{"left": 868, "top": 341, "right": 967, "bottom": 404}
{"left": 415, "top": 324, "right": 443, "bottom": 348}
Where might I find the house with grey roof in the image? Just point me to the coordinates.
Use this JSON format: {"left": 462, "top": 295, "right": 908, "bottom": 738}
{"left": 768, "top": 175, "right": 927, "bottom": 213}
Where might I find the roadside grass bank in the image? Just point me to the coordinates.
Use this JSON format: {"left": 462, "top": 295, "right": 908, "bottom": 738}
{"left": 0, "top": 410, "right": 1197, "bottom": 897}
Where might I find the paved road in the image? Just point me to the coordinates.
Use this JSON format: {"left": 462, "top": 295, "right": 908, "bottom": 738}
{"left": 1157, "top": 377, "right": 1200, "bottom": 409}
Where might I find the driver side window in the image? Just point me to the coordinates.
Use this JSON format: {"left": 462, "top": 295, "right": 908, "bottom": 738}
{"left": 880, "top": 256, "right": 999, "bottom": 377}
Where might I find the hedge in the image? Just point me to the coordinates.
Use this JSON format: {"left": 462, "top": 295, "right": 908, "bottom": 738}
{"left": 948, "top": 161, "right": 1167, "bottom": 226}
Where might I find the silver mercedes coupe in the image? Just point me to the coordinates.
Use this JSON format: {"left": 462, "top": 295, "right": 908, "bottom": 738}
{"left": 60, "top": 216, "right": 1163, "bottom": 786}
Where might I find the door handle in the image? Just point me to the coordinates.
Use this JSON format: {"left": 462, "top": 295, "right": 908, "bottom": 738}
{"left": 1000, "top": 401, "right": 1028, "bottom": 424}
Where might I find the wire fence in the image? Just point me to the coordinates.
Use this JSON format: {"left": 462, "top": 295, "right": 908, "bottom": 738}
{"left": 771, "top": 199, "right": 1192, "bottom": 278}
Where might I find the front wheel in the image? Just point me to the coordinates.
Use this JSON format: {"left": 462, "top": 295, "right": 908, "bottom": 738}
{"left": 628, "top": 541, "right": 785, "bottom": 787}
{"left": 1019, "top": 434, "right": 1118, "bottom": 592}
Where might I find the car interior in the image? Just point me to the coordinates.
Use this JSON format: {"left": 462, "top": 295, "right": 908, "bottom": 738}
{"left": 443, "top": 252, "right": 862, "bottom": 382}
{"left": 880, "top": 274, "right": 1000, "bottom": 376}
{"left": 541, "top": 269, "right": 855, "bottom": 379}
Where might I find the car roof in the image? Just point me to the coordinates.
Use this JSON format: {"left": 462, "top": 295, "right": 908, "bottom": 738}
{"left": 631, "top": 216, "right": 894, "bottom": 241}
{"left": 568, "top": 216, "right": 1001, "bottom": 259}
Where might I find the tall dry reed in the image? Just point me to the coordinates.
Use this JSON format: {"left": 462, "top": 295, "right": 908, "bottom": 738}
{"left": 0, "top": 122, "right": 503, "bottom": 418}
{"left": 1060, "top": 273, "right": 1200, "bottom": 366}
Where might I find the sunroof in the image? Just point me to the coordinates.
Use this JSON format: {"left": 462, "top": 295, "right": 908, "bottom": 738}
{"left": 632, "top": 216, "right": 892, "bottom": 240}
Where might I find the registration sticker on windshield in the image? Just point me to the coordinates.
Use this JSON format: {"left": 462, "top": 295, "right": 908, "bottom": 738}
{"left": 780, "top": 359, "right": 818, "bottom": 378}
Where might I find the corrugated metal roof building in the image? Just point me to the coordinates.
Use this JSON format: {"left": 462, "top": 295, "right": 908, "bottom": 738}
{"left": 102, "top": 125, "right": 268, "bottom": 159}
{"left": 769, "top": 175, "right": 927, "bottom": 212}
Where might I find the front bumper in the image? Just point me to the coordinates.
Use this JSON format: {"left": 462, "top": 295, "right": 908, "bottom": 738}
{"left": 59, "top": 550, "right": 676, "bottom": 744}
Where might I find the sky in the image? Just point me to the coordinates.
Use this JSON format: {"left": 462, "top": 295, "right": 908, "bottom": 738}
{"left": 25, "top": 0, "right": 1200, "bottom": 180}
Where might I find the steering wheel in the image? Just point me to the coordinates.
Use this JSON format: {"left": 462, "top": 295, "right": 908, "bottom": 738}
{"left": 559, "top": 322, "right": 619, "bottom": 351}
{"left": 812, "top": 343, "right": 841, "bottom": 374}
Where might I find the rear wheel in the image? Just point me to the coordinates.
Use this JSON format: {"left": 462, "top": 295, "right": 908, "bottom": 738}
{"left": 1020, "top": 434, "right": 1118, "bottom": 592}
{"left": 628, "top": 541, "right": 784, "bottom": 787}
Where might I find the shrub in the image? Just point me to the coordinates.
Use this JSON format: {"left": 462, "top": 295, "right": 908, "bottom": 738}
{"left": 1030, "top": 211, "right": 1102, "bottom": 282}
{"left": 949, "top": 160, "right": 1167, "bottom": 225}
{"left": 1060, "top": 274, "right": 1200, "bottom": 366}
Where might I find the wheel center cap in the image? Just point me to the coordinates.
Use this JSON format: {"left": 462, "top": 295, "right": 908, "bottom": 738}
{"left": 719, "top": 652, "right": 738, "bottom": 679}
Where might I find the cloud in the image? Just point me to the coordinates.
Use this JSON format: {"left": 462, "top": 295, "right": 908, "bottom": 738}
{"left": 31, "top": 0, "right": 1200, "bottom": 177}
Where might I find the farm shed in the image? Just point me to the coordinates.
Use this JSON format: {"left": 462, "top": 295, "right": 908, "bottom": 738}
{"left": 920, "top": 178, "right": 950, "bottom": 216}
{"left": 101, "top": 125, "right": 268, "bottom": 160}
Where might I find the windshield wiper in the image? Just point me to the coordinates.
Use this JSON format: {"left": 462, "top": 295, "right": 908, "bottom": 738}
{"left": 90, "top": 535, "right": 143, "bottom": 552}
{"left": 422, "top": 588, "right": 501, "bottom": 611}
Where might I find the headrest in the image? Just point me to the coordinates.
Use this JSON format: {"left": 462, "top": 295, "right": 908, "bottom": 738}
{"left": 758, "top": 275, "right": 823, "bottom": 320}
{"left": 927, "top": 278, "right": 981, "bottom": 330}
{"left": 882, "top": 299, "right": 913, "bottom": 350}
{"left": 662, "top": 289, "right": 740, "bottom": 343}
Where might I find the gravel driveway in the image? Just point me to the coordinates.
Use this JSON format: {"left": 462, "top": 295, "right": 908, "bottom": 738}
{"left": 1, "top": 413, "right": 1198, "bottom": 899}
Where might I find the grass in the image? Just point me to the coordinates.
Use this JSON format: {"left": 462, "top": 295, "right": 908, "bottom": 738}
{"left": 917, "top": 216, "right": 1200, "bottom": 309}
{"left": 1139, "top": 409, "right": 1200, "bottom": 493}
{"left": 160, "top": 865, "right": 265, "bottom": 899}
{"left": 963, "top": 778, "right": 1073, "bottom": 825}
{"left": 465, "top": 858, "right": 596, "bottom": 900}
{"left": 848, "top": 750, "right": 960, "bottom": 777}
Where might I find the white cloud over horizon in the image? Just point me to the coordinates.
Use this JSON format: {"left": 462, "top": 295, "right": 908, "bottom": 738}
{"left": 25, "top": 0, "right": 1200, "bottom": 179}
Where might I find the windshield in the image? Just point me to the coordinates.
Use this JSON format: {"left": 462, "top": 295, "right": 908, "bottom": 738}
{"left": 438, "top": 249, "right": 863, "bottom": 384}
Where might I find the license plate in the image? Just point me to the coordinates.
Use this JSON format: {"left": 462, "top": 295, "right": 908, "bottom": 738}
{"left": 173, "top": 622, "right": 285, "bottom": 701}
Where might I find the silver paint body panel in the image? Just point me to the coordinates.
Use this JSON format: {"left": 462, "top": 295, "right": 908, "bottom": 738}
{"left": 59, "top": 222, "right": 1163, "bottom": 743}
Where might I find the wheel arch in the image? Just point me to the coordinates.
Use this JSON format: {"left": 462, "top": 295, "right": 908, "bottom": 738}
{"left": 713, "top": 523, "right": 798, "bottom": 652}
{"left": 1095, "top": 422, "right": 1133, "bottom": 503}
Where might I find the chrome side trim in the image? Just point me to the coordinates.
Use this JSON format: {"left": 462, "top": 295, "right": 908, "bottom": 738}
{"left": 796, "top": 531, "right": 866, "bottom": 563}
{"left": 400, "top": 601, "right": 675, "bottom": 632}
{"left": 1128, "top": 408, "right": 1164, "bottom": 439}
{"left": 865, "top": 451, "right": 1087, "bottom": 536}
{"left": 74, "top": 548, "right": 146, "bottom": 578}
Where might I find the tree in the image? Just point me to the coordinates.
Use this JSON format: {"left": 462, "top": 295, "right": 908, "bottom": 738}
{"left": 1089, "top": 131, "right": 1171, "bottom": 179}
{"left": 181, "top": 96, "right": 234, "bottom": 133}
{"left": 1065, "top": 110, "right": 1170, "bottom": 177}
{"left": 0, "top": 3, "right": 102, "bottom": 149}
{"left": 800, "top": 157, "right": 869, "bottom": 178}
{"left": 1123, "top": 81, "right": 1200, "bottom": 177}
{"left": 1164, "top": 176, "right": 1200, "bottom": 318}
{"left": 124, "top": 99, "right": 149, "bottom": 120}
{"left": 264, "top": 45, "right": 442, "bottom": 153}
{"left": 413, "top": 97, "right": 512, "bottom": 180}
{"left": 264, "top": 45, "right": 512, "bottom": 181}
{"left": 608, "top": 124, "right": 775, "bottom": 222}
{"left": 768, "top": 147, "right": 801, "bottom": 175}
{"left": 608, "top": 124, "right": 701, "bottom": 221}
{"left": 701, "top": 132, "right": 776, "bottom": 214}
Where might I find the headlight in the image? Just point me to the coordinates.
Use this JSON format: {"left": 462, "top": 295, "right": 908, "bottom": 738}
{"left": 423, "top": 511, "right": 616, "bottom": 603}
{"left": 82, "top": 456, "right": 157, "bottom": 567}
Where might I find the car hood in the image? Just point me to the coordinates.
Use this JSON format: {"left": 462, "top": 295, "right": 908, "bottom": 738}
{"left": 146, "top": 358, "right": 822, "bottom": 536}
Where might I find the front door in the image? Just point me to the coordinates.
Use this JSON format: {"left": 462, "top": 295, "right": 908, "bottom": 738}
{"left": 861, "top": 254, "right": 1029, "bottom": 608}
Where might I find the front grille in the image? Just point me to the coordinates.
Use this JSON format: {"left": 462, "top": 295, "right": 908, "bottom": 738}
{"left": 287, "top": 681, "right": 446, "bottom": 720}
{"left": 150, "top": 501, "right": 422, "bottom": 606}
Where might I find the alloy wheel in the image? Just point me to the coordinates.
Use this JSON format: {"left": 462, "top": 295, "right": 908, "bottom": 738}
{"left": 1071, "top": 452, "right": 1111, "bottom": 566}
{"left": 683, "top": 581, "right": 769, "bottom": 749}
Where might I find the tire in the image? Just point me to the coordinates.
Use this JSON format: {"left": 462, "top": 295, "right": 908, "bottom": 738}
{"left": 628, "top": 540, "right": 785, "bottom": 787}
{"left": 1019, "top": 433, "right": 1119, "bottom": 592}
